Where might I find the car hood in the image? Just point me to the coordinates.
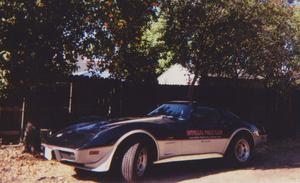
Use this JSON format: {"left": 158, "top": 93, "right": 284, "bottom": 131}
{"left": 46, "top": 115, "right": 170, "bottom": 148}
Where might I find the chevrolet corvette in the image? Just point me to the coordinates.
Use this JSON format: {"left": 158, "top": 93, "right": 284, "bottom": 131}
{"left": 42, "top": 101, "right": 267, "bottom": 182}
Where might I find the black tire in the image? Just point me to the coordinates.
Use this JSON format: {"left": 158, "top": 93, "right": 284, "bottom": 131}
{"left": 226, "top": 134, "right": 253, "bottom": 166}
{"left": 121, "top": 143, "right": 148, "bottom": 182}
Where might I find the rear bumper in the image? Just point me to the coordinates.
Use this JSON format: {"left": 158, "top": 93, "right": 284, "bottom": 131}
{"left": 41, "top": 143, "right": 114, "bottom": 172}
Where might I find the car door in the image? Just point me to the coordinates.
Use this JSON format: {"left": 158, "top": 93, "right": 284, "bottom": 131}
{"left": 183, "top": 106, "right": 228, "bottom": 155}
{"left": 157, "top": 120, "right": 186, "bottom": 159}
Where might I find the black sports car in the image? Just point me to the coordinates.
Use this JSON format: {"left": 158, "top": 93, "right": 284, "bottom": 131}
{"left": 42, "top": 101, "right": 267, "bottom": 182}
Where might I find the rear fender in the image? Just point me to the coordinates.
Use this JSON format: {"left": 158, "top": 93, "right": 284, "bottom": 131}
{"left": 223, "top": 128, "right": 254, "bottom": 154}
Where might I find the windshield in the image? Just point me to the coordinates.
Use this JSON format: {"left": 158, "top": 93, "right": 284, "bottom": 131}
{"left": 148, "top": 103, "right": 193, "bottom": 120}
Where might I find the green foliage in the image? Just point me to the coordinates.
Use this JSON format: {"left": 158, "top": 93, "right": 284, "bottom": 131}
{"left": 81, "top": 0, "right": 160, "bottom": 82}
{"left": 0, "top": 0, "right": 160, "bottom": 96}
{"left": 162, "top": 0, "right": 300, "bottom": 88}
{"left": 291, "top": 7, "right": 300, "bottom": 85}
{"left": 141, "top": 17, "right": 166, "bottom": 53}
{"left": 0, "top": 51, "right": 11, "bottom": 97}
{"left": 139, "top": 16, "right": 173, "bottom": 74}
{"left": 156, "top": 51, "right": 174, "bottom": 74}
{"left": 0, "top": 0, "right": 87, "bottom": 95}
{"left": 292, "top": 7, "right": 300, "bottom": 60}
{"left": 0, "top": 0, "right": 299, "bottom": 97}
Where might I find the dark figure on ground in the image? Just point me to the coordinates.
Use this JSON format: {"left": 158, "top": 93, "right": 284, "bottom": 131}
{"left": 23, "top": 121, "right": 41, "bottom": 153}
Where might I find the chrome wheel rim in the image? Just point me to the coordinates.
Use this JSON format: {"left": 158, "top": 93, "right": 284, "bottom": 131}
{"left": 136, "top": 147, "right": 148, "bottom": 177}
{"left": 234, "top": 139, "right": 250, "bottom": 162}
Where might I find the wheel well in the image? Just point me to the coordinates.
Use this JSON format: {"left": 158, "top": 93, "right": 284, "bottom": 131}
{"left": 112, "top": 133, "right": 158, "bottom": 167}
{"left": 224, "top": 129, "right": 254, "bottom": 155}
{"left": 231, "top": 130, "right": 254, "bottom": 147}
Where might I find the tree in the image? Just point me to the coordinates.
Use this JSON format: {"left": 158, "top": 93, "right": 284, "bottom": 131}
{"left": 292, "top": 6, "right": 300, "bottom": 84}
{"left": 139, "top": 15, "right": 174, "bottom": 75}
{"left": 0, "top": 0, "right": 87, "bottom": 96}
{"left": 0, "top": 51, "right": 11, "bottom": 94}
{"left": 79, "top": 0, "right": 160, "bottom": 82}
{"left": 0, "top": 0, "right": 159, "bottom": 97}
{"left": 162, "top": 0, "right": 300, "bottom": 99}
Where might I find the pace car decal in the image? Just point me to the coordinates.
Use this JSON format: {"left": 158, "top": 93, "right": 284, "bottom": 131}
{"left": 186, "top": 130, "right": 224, "bottom": 139}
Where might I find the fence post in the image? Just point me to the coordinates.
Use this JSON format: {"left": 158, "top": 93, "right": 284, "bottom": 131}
{"left": 68, "top": 82, "right": 73, "bottom": 114}
{"left": 119, "top": 82, "right": 123, "bottom": 116}
{"left": 20, "top": 97, "right": 26, "bottom": 143}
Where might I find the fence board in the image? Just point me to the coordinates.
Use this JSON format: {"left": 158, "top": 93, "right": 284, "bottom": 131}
{"left": 0, "top": 78, "right": 299, "bottom": 140}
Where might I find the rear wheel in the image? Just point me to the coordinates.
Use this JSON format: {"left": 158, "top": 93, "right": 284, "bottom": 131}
{"left": 121, "top": 143, "right": 148, "bottom": 182}
{"left": 226, "top": 134, "right": 253, "bottom": 166}
{"left": 235, "top": 138, "right": 251, "bottom": 162}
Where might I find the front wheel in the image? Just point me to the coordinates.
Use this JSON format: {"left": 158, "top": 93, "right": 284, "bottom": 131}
{"left": 226, "top": 135, "right": 253, "bottom": 166}
{"left": 121, "top": 143, "right": 148, "bottom": 182}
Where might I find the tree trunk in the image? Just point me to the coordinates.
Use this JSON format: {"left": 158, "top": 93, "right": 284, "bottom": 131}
{"left": 187, "top": 71, "right": 200, "bottom": 102}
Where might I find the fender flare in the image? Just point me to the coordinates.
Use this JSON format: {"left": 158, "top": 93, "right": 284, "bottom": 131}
{"left": 223, "top": 128, "right": 254, "bottom": 154}
{"left": 107, "top": 129, "right": 160, "bottom": 169}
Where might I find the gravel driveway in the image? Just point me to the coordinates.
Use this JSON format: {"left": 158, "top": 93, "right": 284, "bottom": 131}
{"left": 1, "top": 138, "right": 300, "bottom": 183}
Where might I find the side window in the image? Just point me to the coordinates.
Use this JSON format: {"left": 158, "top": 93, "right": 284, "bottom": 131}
{"left": 192, "top": 107, "right": 220, "bottom": 124}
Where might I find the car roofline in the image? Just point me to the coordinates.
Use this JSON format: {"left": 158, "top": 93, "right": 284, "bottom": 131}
{"left": 165, "top": 101, "right": 227, "bottom": 113}
{"left": 166, "top": 100, "right": 197, "bottom": 105}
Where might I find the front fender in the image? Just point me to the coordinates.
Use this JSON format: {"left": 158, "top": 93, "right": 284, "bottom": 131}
{"left": 88, "top": 129, "right": 159, "bottom": 172}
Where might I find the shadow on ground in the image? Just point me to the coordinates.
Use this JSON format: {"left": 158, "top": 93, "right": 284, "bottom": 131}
{"left": 72, "top": 138, "right": 300, "bottom": 182}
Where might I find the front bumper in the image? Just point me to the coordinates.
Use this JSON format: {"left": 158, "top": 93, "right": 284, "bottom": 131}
{"left": 41, "top": 143, "right": 114, "bottom": 172}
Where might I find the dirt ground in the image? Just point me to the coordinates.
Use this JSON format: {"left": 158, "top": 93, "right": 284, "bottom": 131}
{"left": 1, "top": 138, "right": 300, "bottom": 183}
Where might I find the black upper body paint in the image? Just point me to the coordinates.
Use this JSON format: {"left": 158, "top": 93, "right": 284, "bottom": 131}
{"left": 45, "top": 102, "right": 265, "bottom": 149}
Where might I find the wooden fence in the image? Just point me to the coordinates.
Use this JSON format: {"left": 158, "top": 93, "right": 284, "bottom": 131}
{"left": 1, "top": 77, "right": 300, "bottom": 143}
